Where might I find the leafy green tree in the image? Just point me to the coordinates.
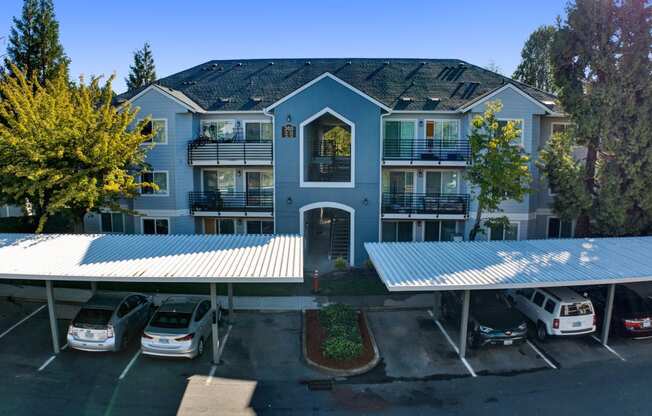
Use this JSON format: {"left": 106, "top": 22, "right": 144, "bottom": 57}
{"left": 466, "top": 101, "right": 532, "bottom": 240}
{"left": 4, "top": 0, "right": 69, "bottom": 84}
{"left": 513, "top": 25, "right": 558, "bottom": 93}
{"left": 125, "top": 42, "right": 157, "bottom": 91}
{"left": 0, "top": 65, "right": 156, "bottom": 232}
{"left": 537, "top": 128, "right": 591, "bottom": 222}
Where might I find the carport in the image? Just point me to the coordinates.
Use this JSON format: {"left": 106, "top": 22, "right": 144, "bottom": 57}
{"left": 0, "top": 233, "right": 303, "bottom": 364}
{"left": 366, "top": 236, "right": 652, "bottom": 360}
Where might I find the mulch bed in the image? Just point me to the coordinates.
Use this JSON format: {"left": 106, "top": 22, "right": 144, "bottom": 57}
{"left": 305, "top": 309, "right": 375, "bottom": 370}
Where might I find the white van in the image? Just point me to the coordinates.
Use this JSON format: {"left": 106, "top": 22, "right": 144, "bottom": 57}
{"left": 508, "top": 287, "right": 596, "bottom": 341}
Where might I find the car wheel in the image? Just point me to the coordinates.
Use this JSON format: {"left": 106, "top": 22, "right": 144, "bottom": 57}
{"left": 536, "top": 322, "right": 547, "bottom": 342}
{"left": 197, "top": 337, "right": 205, "bottom": 357}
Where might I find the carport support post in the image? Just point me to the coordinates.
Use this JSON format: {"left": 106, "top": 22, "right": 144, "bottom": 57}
{"left": 459, "top": 290, "right": 470, "bottom": 359}
{"left": 601, "top": 284, "right": 616, "bottom": 346}
{"left": 210, "top": 283, "right": 220, "bottom": 364}
{"left": 432, "top": 292, "right": 442, "bottom": 320}
{"left": 227, "top": 283, "right": 234, "bottom": 323}
{"left": 45, "top": 280, "right": 60, "bottom": 354}
{"left": 90, "top": 281, "right": 97, "bottom": 295}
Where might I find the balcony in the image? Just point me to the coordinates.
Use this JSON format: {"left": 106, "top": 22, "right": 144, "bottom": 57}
{"left": 189, "top": 190, "right": 273, "bottom": 217}
{"left": 381, "top": 192, "right": 469, "bottom": 219}
{"left": 188, "top": 138, "right": 273, "bottom": 166}
{"left": 383, "top": 140, "right": 471, "bottom": 166}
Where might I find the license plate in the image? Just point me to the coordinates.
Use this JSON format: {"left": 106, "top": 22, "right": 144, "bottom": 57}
{"left": 504, "top": 340, "right": 513, "bottom": 346}
{"left": 573, "top": 322, "right": 582, "bottom": 328}
{"left": 158, "top": 338, "right": 169, "bottom": 344}
{"left": 644, "top": 319, "right": 651, "bottom": 328}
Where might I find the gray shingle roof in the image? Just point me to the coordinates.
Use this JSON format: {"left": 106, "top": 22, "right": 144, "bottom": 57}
{"left": 117, "top": 58, "right": 561, "bottom": 113}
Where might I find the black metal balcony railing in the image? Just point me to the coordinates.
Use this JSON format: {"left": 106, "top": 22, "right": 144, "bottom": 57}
{"left": 383, "top": 140, "right": 471, "bottom": 163}
{"left": 307, "top": 156, "right": 351, "bottom": 182}
{"left": 382, "top": 192, "right": 470, "bottom": 216}
{"left": 187, "top": 137, "right": 273, "bottom": 164}
{"left": 189, "top": 190, "right": 273, "bottom": 214}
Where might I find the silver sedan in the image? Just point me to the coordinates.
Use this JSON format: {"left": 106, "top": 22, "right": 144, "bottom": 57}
{"left": 141, "top": 296, "right": 220, "bottom": 359}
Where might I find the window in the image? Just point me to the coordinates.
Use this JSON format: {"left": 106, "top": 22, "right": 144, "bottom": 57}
{"left": 425, "top": 120, "right": 459, "bottom": 148}
{"left": 141, "top": 171, "right": 169, "bottom": 196}
{"left": 384, "top": 120, "right": 416, "bottom": 157}
{"left": 551, "top": 122, "right": 571, "bottom": 137}
{"left": 201, "top": 120, "right": 235, "bottom": 141}
{"left": 382, "top": 221, "right": 413, "bottom": 242}
{"left": 382, "top": 171, "right": 415, "bottom": 194}
{"left": 101, "top": 212, "right": 124, "bottom": 233}
{"left": 517, "top": 288, "right": 534, "bottom": 300}
{"left": 497, "top": 119, "right": 523, "bottom": 145}
{"left": 246, "top": 220, "right": 273, "bottom": 235}
{"left": 489, "top": 222, "right": 518, "bottom": 241}
{"left": 547, "top": 217, "right": 573, "bottom": 239}
{"left": 195, "top": 301, "right": 210, "bottom": 321}
{"left": 425, "top": 171, "right": 459, "bottom": 194}
{"left": 141, "top": 119, "right": 167, "bottom": 144}
{"left": 204, "top": 218, "right": 235, "bottom": 235}
{"left": 533, "top": 292, "right": 545, "bottom": 307}
{"left": 302, "top": 110, "right": 353, "bottom": 186}
{"left": 142, "top": 218, "right": 169, "bottom": 235}
{"left": 544, "top": 299, "right": 557, "bottom": 314}
{"left": 244, "top": 121, "right": 273, "bottom": 142}
{"left": 202, "top": 169, "right": 235, "bottom": 193}
{"left": 424, "top": 220, "right": 457, "bottom": 241}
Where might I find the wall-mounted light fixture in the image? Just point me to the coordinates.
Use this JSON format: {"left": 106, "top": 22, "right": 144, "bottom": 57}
{"left": 287, "top": 197, "right": 293, "bottom": 205}
{"left": 286, "top": 114, "right": 292, "bottom": 123}
{"left": 418, "top": 170, "right": 423, "bottom": 178}
{"left": 363, "top": 197, "right": 369, "bottom": 206}
{"left": 236, "top": 170, "right": 242, "bottom": 177}
{"left": 419, "top": 120, "right": 423, "bottom": 126}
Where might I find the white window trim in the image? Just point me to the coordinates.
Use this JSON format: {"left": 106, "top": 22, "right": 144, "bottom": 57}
{"left": 423, "top": 119, "right": 461, "bottom": 147}
{"left": 140, "top": 217, "right": 170, "bottom": 235}
{"left": 299, "top": 107, "right": 355, "bottom": 188}
{"left": 422, "top": 169, "right": 461, "bottom": 194}
{"left": 141, "top": 170, "right": 170, "bottom": 197}
{"left": 550, "top": 122, "right": 572, "bottom": 139}
{"left": 496, "top": 118, "right": 525, "bottom": 147}
{"left": 299, "top": 202, "right": 355, "bottom": 266}
{"left": 138, "top": 118, "right": 168, "bottom": 145}
{"left": 546, "top": 216, "right": 575, "bottom": 239}
{"left": 243, "top": 120, "right": 273, "bottom": 141}
{"left": 200, "top": 119, "right": 236, "bottom": 140}
{"left": 486, "top": 221, "right": 520, "bottom": 241}
{"left": 100, "top": 211, "right": 125, "bottom": 234}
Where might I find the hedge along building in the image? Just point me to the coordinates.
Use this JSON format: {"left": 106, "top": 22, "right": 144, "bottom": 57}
{"left": 106, "top": 58, "right": 569, "bottom": 271}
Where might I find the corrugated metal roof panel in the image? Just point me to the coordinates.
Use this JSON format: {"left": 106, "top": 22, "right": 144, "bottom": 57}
{"left": 0, "top": 233, "right": 303, "bottom": 283}
{"left": 365, "top": 237, "right": 652, "bottom": 291}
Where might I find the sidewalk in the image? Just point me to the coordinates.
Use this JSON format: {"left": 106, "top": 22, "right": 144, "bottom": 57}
{"left": 0, "top": 282, "right": 433, "bottom": 311}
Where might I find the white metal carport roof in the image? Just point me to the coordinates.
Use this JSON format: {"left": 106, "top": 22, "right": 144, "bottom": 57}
{"left": 0, "top": 233, "right": 303, "bottom": 283}
{"left": 365, "top": 237, "right": 652, "bottom": 291}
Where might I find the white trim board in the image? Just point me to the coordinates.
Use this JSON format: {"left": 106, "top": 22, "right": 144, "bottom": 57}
{"left": 123, "top": 84, "right": 204, "bottom": 113}
{"left": 299, "top": 201, "right": 355, "bottom": 266}
{"left": 458, "top": 84, "right": 552, "bottom": 114}
{"left": 264, "top": 72, "right": 391, "bottom": 112}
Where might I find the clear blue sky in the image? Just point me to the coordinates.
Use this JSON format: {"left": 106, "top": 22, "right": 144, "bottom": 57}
{"left": 1, "top": 0, "right": 567, "bottom": 93}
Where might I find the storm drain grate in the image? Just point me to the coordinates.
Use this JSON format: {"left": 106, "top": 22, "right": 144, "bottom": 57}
{"left": 306, "top": 379, "right": 334, "bottom": 391}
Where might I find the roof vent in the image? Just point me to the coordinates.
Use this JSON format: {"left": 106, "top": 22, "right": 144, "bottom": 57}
{"left": 421, "top": 61, "right": 426, "bottom": 65}
{"left": 399, "top": 97, "right": 413, "bottom": 102}
{"left": 251, "top": 97, "right": 263, "bottom": 102}
{"left": 428, "top": 97, "right": 441, "bottom": 102}
{"left": 237, "top": 62, "right": 243, "bottom": 67}
{"left": 268, "top": 61, "right": 274, "bottom": 65}
{"left": 219, "top": 97, "right": 231, "bottom": 103}
{"left": 305, "top": 60, "right": 311, "bottom": 65}
{"left": 211, "top": 63, "right": 218, "bottom": 67}
{"left": 384, "top": 61, "right": 390, "bottom": 65}
{"left": 346, "top": 61, "right": 352, "bottom": 65}
{"left": 542, "top": 100, "right": 556, "bottom": 106}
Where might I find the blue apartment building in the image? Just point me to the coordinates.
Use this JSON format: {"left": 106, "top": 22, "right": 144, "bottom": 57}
{"left": 83, "top": 59, "right": 573, "bottom": 269}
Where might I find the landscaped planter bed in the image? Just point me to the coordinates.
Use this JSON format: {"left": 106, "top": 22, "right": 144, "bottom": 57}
{"left": 304, "top": 308, "right": 378, "bottom": 374}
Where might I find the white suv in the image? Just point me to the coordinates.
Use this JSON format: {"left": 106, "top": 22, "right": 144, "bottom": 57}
{"left": 508, "top": 287, "right": 596, "bottom": 341}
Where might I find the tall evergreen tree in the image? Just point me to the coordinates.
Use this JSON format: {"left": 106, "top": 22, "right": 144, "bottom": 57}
{"left": 125, "top": 42, "right": 156, "bottom": 91}
{"left": 4, "top": 0, "right": 69, "bottom": 84}
{"left": 513, "top": 25, "right": 558, "bottom": 93}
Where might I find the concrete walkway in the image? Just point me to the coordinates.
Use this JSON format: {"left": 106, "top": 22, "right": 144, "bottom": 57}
{"left": 0, "top": 282, "right": 433, "bottom": 311}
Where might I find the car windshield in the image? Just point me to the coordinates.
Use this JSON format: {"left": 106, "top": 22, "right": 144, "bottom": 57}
{"left": 561, "top": 302, "right": 593, "bottom": 316}
{"left": 150, "top": 312, "right": 192, "bottom": 329}
{"left": 73, "top": 308, "right": 113, "bottom": 326}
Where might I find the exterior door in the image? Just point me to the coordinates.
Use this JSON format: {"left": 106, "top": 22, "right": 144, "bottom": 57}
{"left": 246, "top": 171, "right": 272, "bottom": 207}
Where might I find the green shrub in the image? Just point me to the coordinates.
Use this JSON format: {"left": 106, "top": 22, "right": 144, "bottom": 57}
{"left": 334, "top": 257, "right": 348, "bottom": 271}
{"left": 363, "top": 259, "right": 375, "bottom": 271}
{"left": 322, "top": 336, "right": 363, "bottom": 360}
{"left": 329, "top": 323, "right": 362, "bottom": 342}
{"left": 319, "top": 303, "right": 357, "bottom": 328}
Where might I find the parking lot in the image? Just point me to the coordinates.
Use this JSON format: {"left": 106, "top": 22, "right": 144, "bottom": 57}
{"left": 1, "top": 296, "right": 652, "bottom": 415}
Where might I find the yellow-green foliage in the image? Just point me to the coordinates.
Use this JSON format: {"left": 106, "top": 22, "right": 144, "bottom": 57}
{"left": 0, "top": 65, "right": 155, "bottom": 232}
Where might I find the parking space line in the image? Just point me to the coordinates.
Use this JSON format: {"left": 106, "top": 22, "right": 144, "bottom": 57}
{"left": 36, "top": 343, "right": 68, "bottom": 372}
{"left": 591, "top": 335, "right": 627, "bottom": 362}
{"left": 118, "top": 350, "right": 141, "bottom": 380}
{"left": 205, "top": 365, "right": 217, "bottom": 386}
{"left": 206, "top": 324, "right": 233, "bottom": 386}
{"left": 428, "top": 311, "right": 477, "bottom": 378}
{"left": 526, "top": 340, "right": 558, "bottom": 369}
{"left": 0, "top": 304, "right": 46, "bottom": 340}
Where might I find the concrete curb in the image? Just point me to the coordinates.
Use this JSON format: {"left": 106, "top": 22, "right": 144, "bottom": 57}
{"left": 302, "top": 309, "right": 380, "bottom": 378}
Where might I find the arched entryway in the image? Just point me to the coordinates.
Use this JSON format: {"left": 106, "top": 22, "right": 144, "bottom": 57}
{"left": 299, "top": 202, "right": 355, "bottom": 272}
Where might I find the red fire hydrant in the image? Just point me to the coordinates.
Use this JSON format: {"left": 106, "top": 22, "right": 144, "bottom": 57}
{"left": 312, "top": 269, "right": 320, "bottom": 293}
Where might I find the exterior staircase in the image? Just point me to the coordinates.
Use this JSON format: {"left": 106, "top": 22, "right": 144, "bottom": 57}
{"left": 329, "top": 216, "right": 350, "bottom": 262}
